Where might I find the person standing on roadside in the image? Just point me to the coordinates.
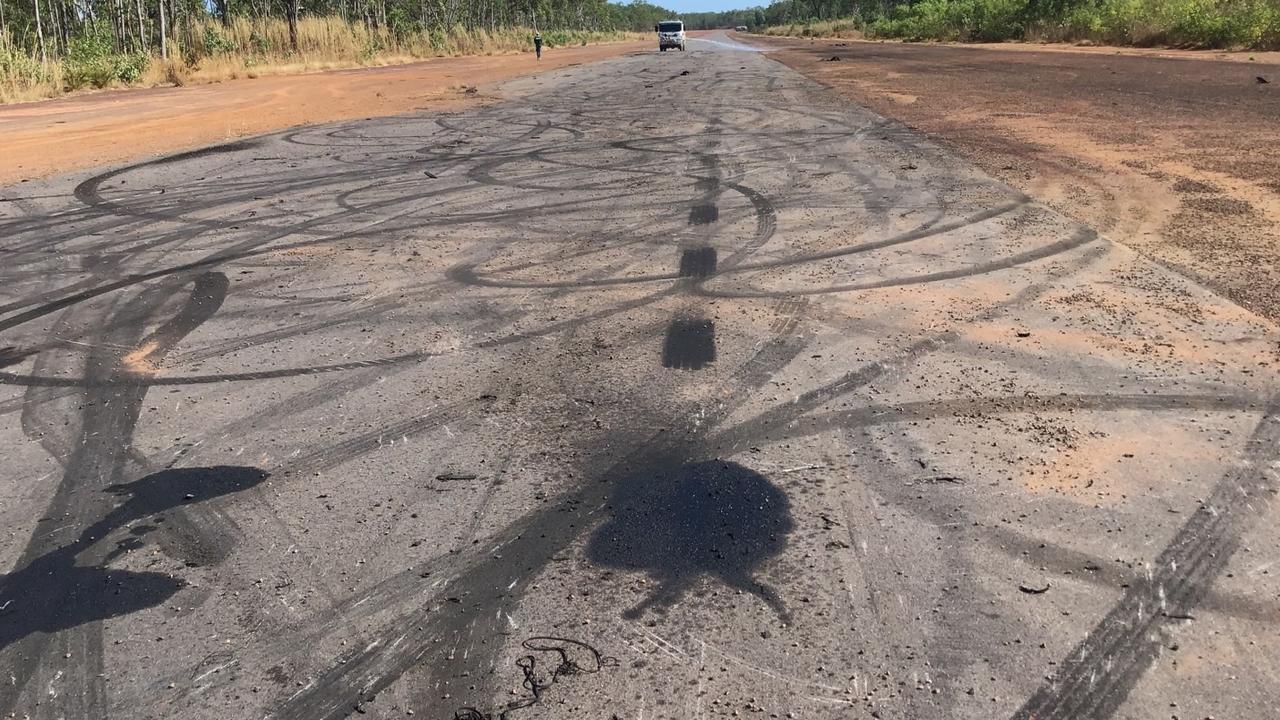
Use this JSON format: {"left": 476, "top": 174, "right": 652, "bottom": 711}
{"left": 534, "top": 32, "right": 543, "bottom": 61}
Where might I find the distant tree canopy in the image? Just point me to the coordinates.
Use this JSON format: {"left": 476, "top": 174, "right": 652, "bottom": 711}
{"left": 679, "top": 1, "right": 884, "bottom": 31}
{"left": 0, "top": 0, "right": 681, "bottom": 59}
{"left": 685, "top": 0, "right": 1280, "bottom": 50}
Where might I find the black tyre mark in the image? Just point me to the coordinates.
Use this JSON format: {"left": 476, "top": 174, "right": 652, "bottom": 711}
{"left": 0, "top": 346, "right": 33, "bottom": 368}
{"left": 267, "top": 301, "right": 814, "bottom": 720}
{"left": 0, "top": 272, "right": 231, "bottom": 715}
{"left": 986, "top": 524, "right": 1280, "bottom": 625}
{"left": 4, "top": 44, "right": 1267, "bottom": 720}
{"left": 1011, "top": 412, "right": 1280, "bottom": 720}
{"left": 0, "top": 466, "right": 268, "bottom": 649}
{"left": 767, "top": 391, "right": 1263, "bottom": 448}
{"left": 700, "top": 226, "right": 1099, "bottom": 299}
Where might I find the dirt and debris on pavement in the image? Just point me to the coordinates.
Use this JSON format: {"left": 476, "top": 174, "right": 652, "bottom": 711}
{"left": 0, "top": 40, "right": 647, "bottom": 186}
{"left": 753, "top": 34, "right": 1280, "bottom": 322}
{"left": 1, "top": 30, "right": 1278, "bottom": 720}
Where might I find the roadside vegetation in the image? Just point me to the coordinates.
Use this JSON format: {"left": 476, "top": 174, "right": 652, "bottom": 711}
{"left": 686, "top": 0, "right": 1280, "bottom": 50}
{"left": 0, "top": 0, "right": 670, "bottom": 103}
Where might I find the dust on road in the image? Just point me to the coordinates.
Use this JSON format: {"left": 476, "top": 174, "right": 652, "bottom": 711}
{"left": 756, "top": 34, "right": 1280, "bottom": 324}
{"left": 0, "top": 40, "right": 647, "bottom": 186}
{"left": 1, "top": 30, "right": 1278, "bottom": 720}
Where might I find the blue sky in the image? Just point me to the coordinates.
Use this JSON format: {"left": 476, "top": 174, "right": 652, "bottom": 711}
{"left": 667, "top": 0, "right": 752, "bottom": 12}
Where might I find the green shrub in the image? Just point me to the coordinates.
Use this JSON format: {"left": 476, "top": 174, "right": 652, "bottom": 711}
{"left": 362, "top": 36, "right": 384, "bottom": 60}
{"left": 1161, "top": 0, "right": 1277, "bottom": 46}
{"left": 202, "top": 26, "right": 237, "bottom": 55}
{"left": 787, "top": 0, "right": 1279, "bottom": 48}
{"left": 63, "top": 24, "right": 148, "bottom": 89}
{"left": 114, "top": 52, "right": 148, "bottom": 83}
{"left": 63, "top": 26, "right": 116, "bottom": 88}
{"left": 868, "top": 0, "right": 1027, "bottom": 41}
{"left": 387, "top": 7, "right": 415, "bottom": 39}
{"left": 543, "top": 29, "right": 574, "bottom": 47}
{"left": 429, "top": 28, "right": 450, "bottom": 53}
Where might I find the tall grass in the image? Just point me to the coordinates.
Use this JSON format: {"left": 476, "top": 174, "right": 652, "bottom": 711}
{"left": 0, "top": 18, "right": 641, "bottom": 104}
{"left": 1032, "top": 0, "right": 1280, "bottom": 46}
{"left": 1, "top": 31, "right": 60, "bottom": 103}
{"left": 759, "top": 18, "right": 865, "bottom": 38}
{"left": 184, "top": 16, "right": 622, "bottom": 63}
{"left": 762, "top": 0, "right": 1280, "bottom": 49}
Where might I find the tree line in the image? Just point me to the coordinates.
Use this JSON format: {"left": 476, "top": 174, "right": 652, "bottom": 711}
{"left": 684, "top": 0, "right": 1280, "bottom": 50}
{"left": 680, "top": 1, "right": 882, "bottom": 31}
{"left": 0, "top": 0, "right": 684, "bottom": 61}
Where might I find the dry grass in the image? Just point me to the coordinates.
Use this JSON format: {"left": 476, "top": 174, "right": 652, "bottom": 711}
{"left": 1, "top": 31, "right": 61, "bottom": 103}
{"left": 2, "top": 19, "right": 643, "bottom": 104}
{"left": 0, "top": 73, "right": 61, "bottom": 104}
{"left": 759, "top": 19, "right": 865, "bottom": 39}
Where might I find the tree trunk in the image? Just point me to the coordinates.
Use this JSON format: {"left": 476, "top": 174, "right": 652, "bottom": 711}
{"left": 135, "top": 0, "right": 146, "bottom": 52}
{"left": 34, "top": 0, "right": 47, "bottom": 64}
{"left": 52, "top": 0, "right": 66, "bottom": 55}
{"left": 159, "top": 0, "right": 167, "bottom": 59}
{"left": 114, "top": 0, "right": 125, "bottom": 52}
{"left": 287, "top": 0, "right": 298, "bottom": 52}
{"left": 119, "top": 0, "right": 129, "bottom": 52}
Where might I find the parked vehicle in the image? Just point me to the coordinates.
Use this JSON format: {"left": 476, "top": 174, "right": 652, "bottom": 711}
{"left": 734, "top": 25, "right": 748, "bottom": 32}
{"left": 655, "top": 20, "right": 686, "bottom": 52}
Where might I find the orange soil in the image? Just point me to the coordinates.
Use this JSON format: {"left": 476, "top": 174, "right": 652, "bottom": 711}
{"left": 0, "top": 41, "right": 647, "bottom": 185}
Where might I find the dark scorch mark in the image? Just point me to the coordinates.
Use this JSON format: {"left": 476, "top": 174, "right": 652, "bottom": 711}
{"left": 678, "top": 246, "right": 718, "bottom": 278}
{"left": 587, "top": 458, "right": 793, "bottom": 621}
{"left": 688, "top": 204, "right": 719, "bottom": 225}
{"left": 662, "top": 317, "right": 716, "bottom": 370}
{"left": 267, "top": 303, "right": 813, "bottom": 720}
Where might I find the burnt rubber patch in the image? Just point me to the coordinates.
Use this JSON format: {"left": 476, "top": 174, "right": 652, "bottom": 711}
{"left": 678, "top": 246, "right": 717, "bottom": 278}
{"left": 661, "top": 317, "right": 716, "bottom": 370}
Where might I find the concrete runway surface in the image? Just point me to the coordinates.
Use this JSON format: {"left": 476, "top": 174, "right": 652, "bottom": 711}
{"left": 1, "top": 31, "right": 1277, "bottom": 720}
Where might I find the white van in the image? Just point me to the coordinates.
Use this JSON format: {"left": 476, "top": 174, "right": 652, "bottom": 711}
{"left": 656, "top": 20, "right": 686, "bottom": 52}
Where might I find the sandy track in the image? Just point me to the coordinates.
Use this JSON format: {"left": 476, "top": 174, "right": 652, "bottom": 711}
{"left": 755, "top": 34, "right": 1280, "bottom": 322}
{"left": 0, "top": 41, "right": 647, "bottom": 185}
